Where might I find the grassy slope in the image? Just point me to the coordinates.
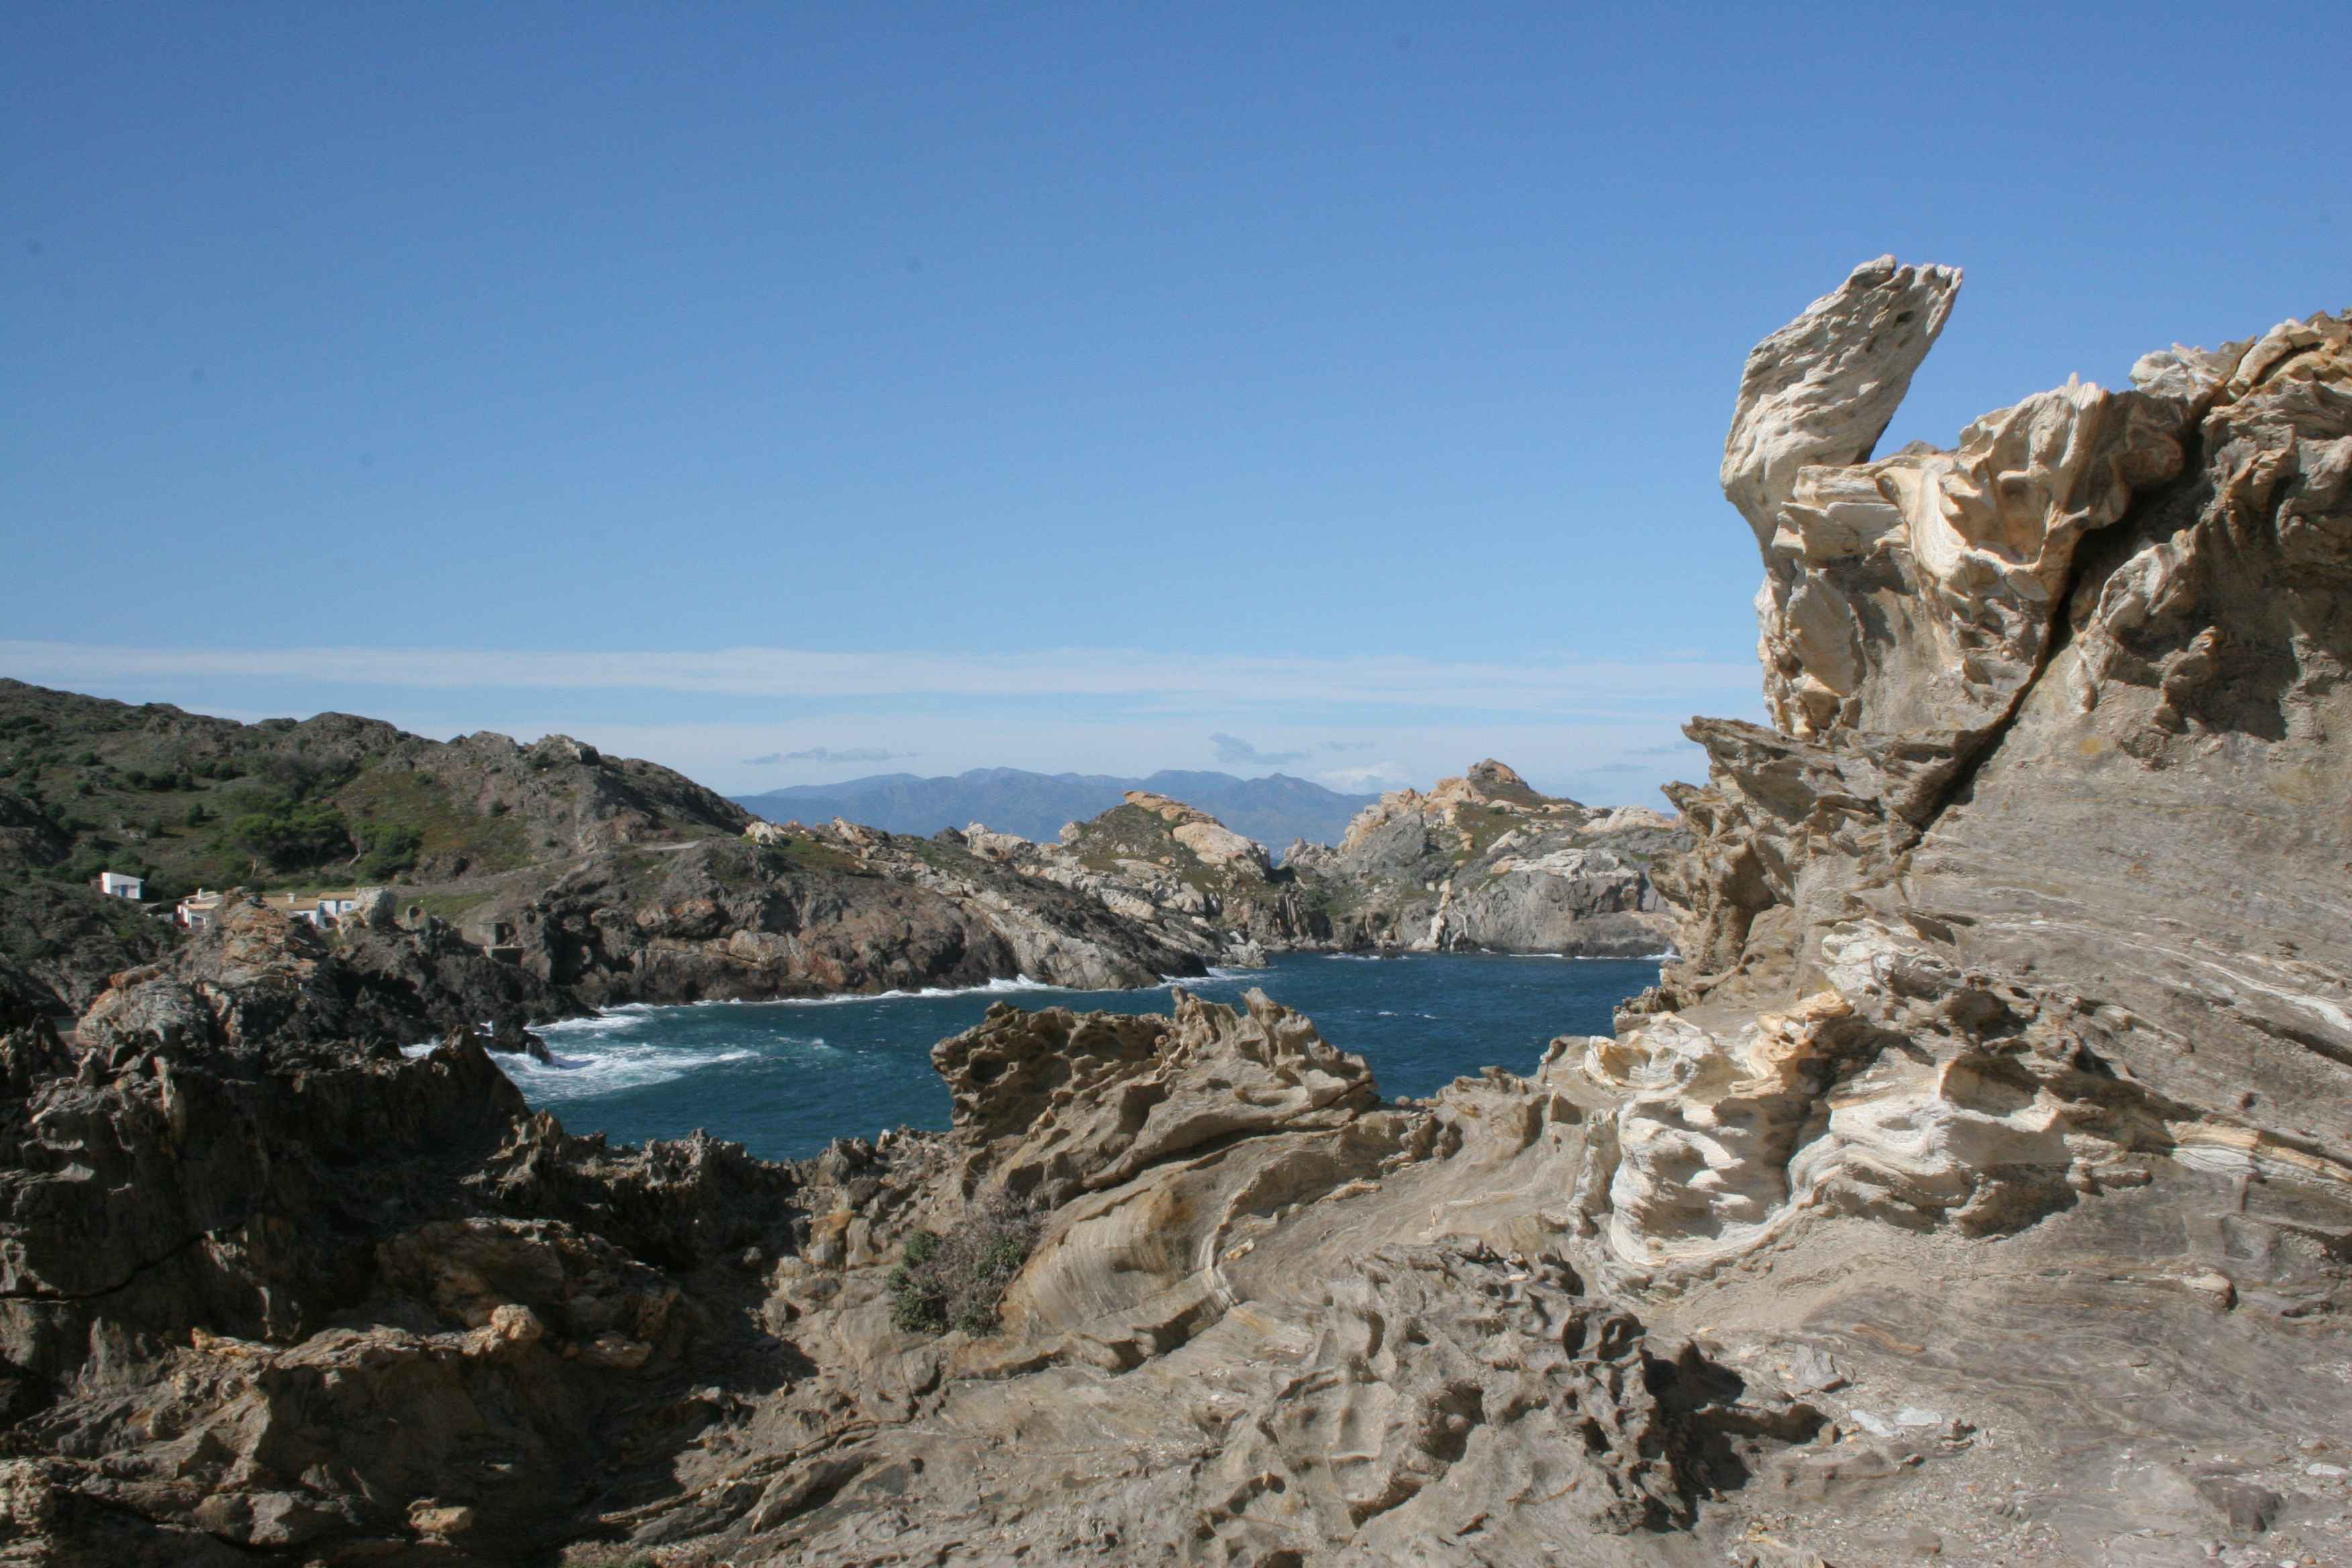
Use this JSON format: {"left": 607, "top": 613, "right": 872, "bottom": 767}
{"left": 0, "top": 679, "right": 742, "bottom": 901}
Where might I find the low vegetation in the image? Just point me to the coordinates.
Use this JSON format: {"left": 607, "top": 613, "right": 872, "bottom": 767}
{"left": 887, "top": 1202, "right": 1041, "bottom": 1336}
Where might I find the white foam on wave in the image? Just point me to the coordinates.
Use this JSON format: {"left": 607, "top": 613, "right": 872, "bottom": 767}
{"left": 1158, "top": 967, "right": 1260, "bottom": 986}
{"left": 1324, "top": 952, "right": 1388, "bottom": 963}
{"left": 767, "top": 975, "right": 1073, "bottom": 1006}
{"left": 536, "top": 1010, "right": 652, "bottom": 1040}
{"left": 494, "top": 1042, "right": 766, "bottom": 1099}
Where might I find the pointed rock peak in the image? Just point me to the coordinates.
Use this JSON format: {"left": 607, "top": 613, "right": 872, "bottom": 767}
{"left": 1465, "top": 759, "right": 1528, "bottom": 791}
{"left": 1721, "top": 256, "right": 1963, "bottom": 548}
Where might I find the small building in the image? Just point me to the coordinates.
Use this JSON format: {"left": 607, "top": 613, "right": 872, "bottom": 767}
{"left": 260, "top": 889, "right": 368, "bottom": 927}
{"left": 97, "top": 871, "right": 144, "bottom": 901}
{"left": 177, "top": 889, "right": 223, "bottom": 930}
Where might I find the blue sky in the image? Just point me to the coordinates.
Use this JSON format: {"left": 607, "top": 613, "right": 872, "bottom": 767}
{"left": 9, "top": 3, "right": 2347, "bottom": 805}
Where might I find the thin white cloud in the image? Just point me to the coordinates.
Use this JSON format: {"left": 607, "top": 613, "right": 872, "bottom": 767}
{"left": 1211, "top": 732, "right": 1309, "bottom": 767}
{"left": 1319, "top": 761, "right": 1411, "bottom": 792}
{"left": 0, "top": 640, "right": 1753, "bottom": 713}
{"left": 744, "top": 746, "right": 913, "bottom": 766}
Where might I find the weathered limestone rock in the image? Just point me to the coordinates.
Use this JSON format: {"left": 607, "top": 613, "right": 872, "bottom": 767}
{"left": 1726, "top": 256, "right": 2203, "bottom": 743}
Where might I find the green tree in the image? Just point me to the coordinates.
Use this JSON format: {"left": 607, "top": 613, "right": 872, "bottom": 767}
{"left": 354, "top": 822, "right": 423, "bottom": 880}
{"left": 224, "top": 795, "right": 352, "bottom": 871}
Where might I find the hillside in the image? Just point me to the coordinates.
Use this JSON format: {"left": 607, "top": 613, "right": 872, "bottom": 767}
{"left": 733, "top": 766, "right": 1375, "bottom": 850}
{"left": 0, "top": 679, "right": 1210, "bottom": 1012}
{"left": 0, "top": 679, "right": 748, "bottom": 899}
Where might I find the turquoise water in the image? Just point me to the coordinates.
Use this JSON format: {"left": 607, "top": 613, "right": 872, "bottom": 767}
{"left": 506, "top": 952, "right": 1659, "bottom": 1162}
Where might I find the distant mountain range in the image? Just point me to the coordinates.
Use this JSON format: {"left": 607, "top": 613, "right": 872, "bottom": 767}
{"left": 732, "top": 768, "right": 1380, "bottom": 852}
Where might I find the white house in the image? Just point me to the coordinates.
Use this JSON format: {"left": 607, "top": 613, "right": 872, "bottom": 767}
{"left": 97, "top": 871, "right": 144, "bottom": 901}
{"left": 177, "top": 889, "right": 223, "bottom": 929}
{"left": 260, "top": 889, "right": 367, "bottom": 926}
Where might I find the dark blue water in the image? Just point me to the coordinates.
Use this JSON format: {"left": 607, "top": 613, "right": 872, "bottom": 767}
{"left": 503, "top": 952, "right": 1658, "bottom": 1162}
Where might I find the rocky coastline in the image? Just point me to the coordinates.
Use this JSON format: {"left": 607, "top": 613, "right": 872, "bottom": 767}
{"left": 2, "top": 260, "right": 2348, "bottom": 1564}
{"left": 956, "top": 760, "right": 1685, "bottom": 966}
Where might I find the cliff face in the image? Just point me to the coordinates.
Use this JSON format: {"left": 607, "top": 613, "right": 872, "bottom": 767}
{"left": 4, "top": 266, "right": 2348, "bottom": 1567}
{"left": 1643, "top": 260, "right": 2352, "bottom": 1212}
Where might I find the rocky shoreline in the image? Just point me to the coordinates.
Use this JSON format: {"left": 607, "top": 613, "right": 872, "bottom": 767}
{"left": 3, "top": 260, "right": 2348, "bottom": 1564}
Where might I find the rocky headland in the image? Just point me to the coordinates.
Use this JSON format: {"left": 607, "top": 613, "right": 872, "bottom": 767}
{"left": 0, "top": 684, "right": 1211, "bottom": 1024}
{"left": 2, "top": 259, "right": 2348, "bottom": 1565}
{"left": 956, "top": 761, "right": 1685, "bottom": 963}
{"left": 1283, "top": 758, "right": 1681, "bottom": 956}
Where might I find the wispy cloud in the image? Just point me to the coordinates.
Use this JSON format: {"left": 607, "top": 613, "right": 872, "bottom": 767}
{"left": 1628, "top": 740, "right": 1697, "bottom": 754}
{"left": 1322, "top": 740, "right": 1375, "bottom": 752}
{"left": 1211, "top": 732, "right": 1308, "bottom": 767}
{"left": 0, "top": 640, "right": 1753, "bottom": 716}
{"left": 1320, "top": 761, "right": 1410, "bottom": 792}
{"left": 744, "top": 746, "right": 912, "bottom": 766}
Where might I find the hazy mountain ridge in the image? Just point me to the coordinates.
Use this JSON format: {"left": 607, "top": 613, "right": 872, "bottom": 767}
{"left": 734, "top": 767, "right": 1377, "bottom": 851}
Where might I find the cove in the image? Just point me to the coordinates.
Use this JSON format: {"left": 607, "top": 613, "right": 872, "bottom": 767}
{"left": 502, "top": 951, "right": 1661, "bottom": 1161}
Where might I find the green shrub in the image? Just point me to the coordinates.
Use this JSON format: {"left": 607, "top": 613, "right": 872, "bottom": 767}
{"left": 885, "top": 1200, "right": 1040, "bottom": 1336}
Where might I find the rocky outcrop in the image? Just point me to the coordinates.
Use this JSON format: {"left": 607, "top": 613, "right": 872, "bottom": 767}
{"left": 971, "top": 767, "right": 1683, "bottom": 963}
{"left": 1284, "top": 758, "right": 1682, "bottom": 954}
{"left": 459, "top": 819, "right": 1210, "bottom": 1003}
{"left": 0, "top": 915, "right": 808, "bottom": 1565}
{"left": 611, "top": 992, "right": 1825, "bottom": 1565}
{"left": 962, "top": 790, "right": 1330, "bottom": 965}
{"left": 75, "top": 893, "right": 575, "bottom": 1058}
{"left": 0, "top": 882, "right": 174, "bottom": 1018}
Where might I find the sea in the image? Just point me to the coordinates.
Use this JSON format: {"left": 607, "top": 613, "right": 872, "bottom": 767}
{"left": 497, "top": 951, "right": 1661, "bottom": 1163}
